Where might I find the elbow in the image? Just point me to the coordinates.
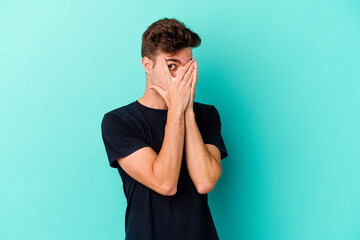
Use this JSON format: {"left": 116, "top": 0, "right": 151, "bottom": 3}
{"left": 160, "top": 182, "right": 178, "bottom": 196}
{"left": 163, "top": 187, "right": 177, "bottom": 196}
{"left": 196, "top": 182, "right": 214, "bottom": 195}
{"left": 196, "top": 171, "right": 222, "bottom": 195}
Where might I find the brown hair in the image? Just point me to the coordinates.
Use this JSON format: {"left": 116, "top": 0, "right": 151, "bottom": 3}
{"left": 141, "top": 18, "right": 201, "bottom": 67}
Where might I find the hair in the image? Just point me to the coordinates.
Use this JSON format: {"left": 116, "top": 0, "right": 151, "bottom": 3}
{"left": 141, "top": 17, "right": 201, "bottom": 67}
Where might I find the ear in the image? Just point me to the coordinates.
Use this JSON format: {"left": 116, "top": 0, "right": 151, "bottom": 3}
{"left": 142, "top": 57, "right": 153, "bottom": 74}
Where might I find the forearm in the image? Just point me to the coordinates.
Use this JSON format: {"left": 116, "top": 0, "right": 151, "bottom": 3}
{"left": 152, "top": 108, "right": 185, "bottom": 193}
{"left": 184, "top": 109, "right": 221, "bottom": 193}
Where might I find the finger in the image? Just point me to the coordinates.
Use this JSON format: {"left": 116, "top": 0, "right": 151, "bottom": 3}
{"left": 182, "top": 62, "right": 195, "bottom": 84}
{"left": 176, "top": 59, "right": 194, "bottom": 82}
{"left": 186, "top": 66, "right": 195, "bottom": 88}
{"left": 188, "top": 61, "right": 197, "bottom": 88}
{"left": 193, "top": 72, "right": 198, "bottom": 90}
{"left": 161, "top": 58, "right": 172, "bottom": 84}
{"left": 149, "top": 84, "right": 165, "bottom": 99}
{"left": 194, "top": 61, "right": 198, "bottom": 82}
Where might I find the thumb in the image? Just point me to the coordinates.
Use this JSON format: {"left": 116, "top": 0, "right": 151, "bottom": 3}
{"left": 149, "top": 84, "right": 165, "bottom": 98}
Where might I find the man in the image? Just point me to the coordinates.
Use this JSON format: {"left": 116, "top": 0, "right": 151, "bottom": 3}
{"left": 101, "top": 18, "right": 228, "bottom": 240}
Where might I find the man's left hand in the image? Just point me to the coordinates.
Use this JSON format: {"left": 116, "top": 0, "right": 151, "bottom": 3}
{"left": 185, "top": 59, "right": 198, "bottom": 113}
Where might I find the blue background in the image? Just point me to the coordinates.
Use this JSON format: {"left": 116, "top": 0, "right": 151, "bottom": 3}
{"left": 1, "top": 0, "right": 359, "bottom": 239}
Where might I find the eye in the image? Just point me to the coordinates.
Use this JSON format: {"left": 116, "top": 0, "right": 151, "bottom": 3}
{"left": 168, "top": 64, "right": 176, "bottom": 70}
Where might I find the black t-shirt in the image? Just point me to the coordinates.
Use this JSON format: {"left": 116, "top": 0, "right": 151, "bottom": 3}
{"left": 101, "top": 100, "right": 228, "bottom": 240}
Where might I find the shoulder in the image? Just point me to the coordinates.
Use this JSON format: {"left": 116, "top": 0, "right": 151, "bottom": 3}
{"left": 194, "top": 102, "right": 223, "bottom": 129}
{"left": 194, "top": 101, "right": 218, "bottom": 115}
{"left": 101, "top": 101, "right": 137, "bottom": 128}
{"left": 104, "top": 101, "right": 135, "bottom": 116}
{"left": 194, "top": 101, "right": 213, "bottom": 111}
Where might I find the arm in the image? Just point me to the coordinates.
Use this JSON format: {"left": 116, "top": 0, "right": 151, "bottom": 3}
{"left": 184, "top": 109, "right": 222, "bottom": 194}
{"left": 182, "top": 59, "right": 222, "bottom": 194}
{"left": 139, "top": 57, "right": 194, "bottom": 195}
{"left": 102, "top": 58, "right": 195, "bottom": 196}
{"left": 151, "top": 109, "right": 185, "bottom": 195}
{"left": 116, "top": 108, "right": 185, "bottom": 196}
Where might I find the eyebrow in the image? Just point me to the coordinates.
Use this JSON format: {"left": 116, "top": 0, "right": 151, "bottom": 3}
{"left": 165, "top": 58, "right": 193, "bottom": 64}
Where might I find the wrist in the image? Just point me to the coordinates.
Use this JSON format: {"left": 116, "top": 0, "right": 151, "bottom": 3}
{"left": 168, "top": 107, "right": 184, "bottom": 117}
{"left": 185, "top": 107, "right": 195, "bottom": 116}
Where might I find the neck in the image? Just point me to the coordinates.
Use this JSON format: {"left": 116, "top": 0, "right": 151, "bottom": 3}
{"left": 138, "top": 78, "right": 168, "bottom": 110}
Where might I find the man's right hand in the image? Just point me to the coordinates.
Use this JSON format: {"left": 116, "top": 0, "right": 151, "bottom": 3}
{"left": 149, "top": 58, "right": 195, "bottom": 113}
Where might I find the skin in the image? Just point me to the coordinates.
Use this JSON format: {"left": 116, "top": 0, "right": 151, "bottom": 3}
{"left": 139, "top": 47, "right": 222, "bottom": 194}
{"left": 116, "top": 59, "right": 193, "bottom": 196}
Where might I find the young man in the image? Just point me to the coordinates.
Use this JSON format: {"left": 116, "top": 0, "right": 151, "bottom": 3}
{"left": 101, "top": 18, "right": 228, "bottom": 240}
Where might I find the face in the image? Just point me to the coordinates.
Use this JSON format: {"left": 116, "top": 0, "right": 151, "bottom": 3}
{"left": 143, "top": 47, "right": 193, "bottom": 89}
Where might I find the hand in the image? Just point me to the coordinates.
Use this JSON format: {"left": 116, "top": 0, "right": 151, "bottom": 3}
{"left": 185, "top": 60, "right": 198, "bottom": 113}
{"left": 149, "top": 58, "right": 195, "bottom": 113}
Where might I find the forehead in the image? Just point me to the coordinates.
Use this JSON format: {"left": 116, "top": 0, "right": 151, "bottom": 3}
{"left": 158, "top": 47, "right": 193, "bottom": 65}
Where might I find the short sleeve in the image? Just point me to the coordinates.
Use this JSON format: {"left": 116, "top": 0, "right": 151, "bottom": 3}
{"left": 202, "top": 105, "right": 228, "bottom": 160}
{"left": 101, "top": 113, "right": 150, "bottom": 168}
